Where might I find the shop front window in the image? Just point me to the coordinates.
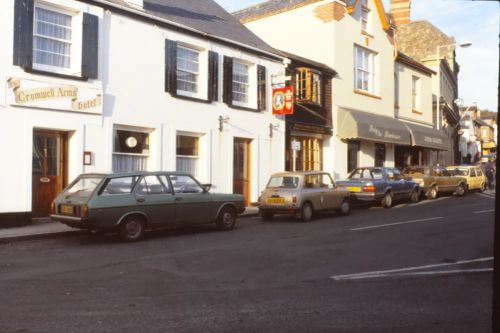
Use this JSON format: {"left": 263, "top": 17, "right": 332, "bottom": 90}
{"left": 112, "top": 129, "right": 150, "bottom": 172}
{"left": 375, "top": 143, "right": 386, "bottom": 167}
{"left": 290, "top": 137, "right": 323, "bottom": 171}
{"left": 347, "top": 141, "right": 360, "bottom": 173}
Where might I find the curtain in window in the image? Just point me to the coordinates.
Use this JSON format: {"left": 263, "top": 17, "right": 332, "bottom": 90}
{"left": 112, "top": 155, "right": 148, "bottom": 173}
{"left": 176, "top": 157, "right": 199, "bottom": 177}
{"left": 33, "top": 7, "right": 72, "bottom": 68}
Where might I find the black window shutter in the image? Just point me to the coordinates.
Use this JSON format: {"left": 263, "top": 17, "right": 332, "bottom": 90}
{"left": 208, "top": 51, "right": 219, "bottom": 102}
{"left": 223, "top": 56, "right": 233, "bottom": 105}
{"left": 13, "top": 0, "right": 34, "bottom": 69}
{"left": 164, "top": 39, "right": 177, "bottom": 95}
{"left": 81, "top": 13, "right": 99, "bottom": 79}
{"left": 257, "top": 65, "right": 266, "bottom": 111}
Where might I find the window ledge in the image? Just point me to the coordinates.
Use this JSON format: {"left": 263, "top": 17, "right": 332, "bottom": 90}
{"left": 227, "top": 103, "right": 261, "bottom": 113}
{"left": 173, "top": 94, "right": 212, "bottom": 104}
{"left": 25, "top": 68, "right": 89, "bottom": 82}
{"left": 361, "top": 31, "right": 374, "bottom": 38}
{"left": 412, "top": 109, "right": 423, "bottom": 115}
{"left": 353, "top": 89, "right": 381, "bottom": 100}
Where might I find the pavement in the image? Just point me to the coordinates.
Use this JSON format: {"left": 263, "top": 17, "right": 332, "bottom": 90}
{"left": 0, "top": 206, "right": 260, "bottom": 243}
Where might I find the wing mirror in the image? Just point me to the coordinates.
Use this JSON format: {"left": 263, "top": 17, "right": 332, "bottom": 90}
{"left": 202, "top": 183, "right": 212, "bottom": 192}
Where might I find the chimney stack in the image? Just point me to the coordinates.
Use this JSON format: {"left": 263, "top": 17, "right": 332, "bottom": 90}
{"left": 390, "top": 0, "right": 411, "bottom": 27}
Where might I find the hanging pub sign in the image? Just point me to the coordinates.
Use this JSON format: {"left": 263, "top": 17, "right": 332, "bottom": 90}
{"left": 272, "top": 86, "right": 294, "bottom": 115}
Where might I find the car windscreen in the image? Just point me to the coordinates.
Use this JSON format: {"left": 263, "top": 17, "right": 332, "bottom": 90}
{"left": 449, "top": 168, "right": 469, "bottom": 176}
{"left": 266, "top": 176, "right": 299, "bottom": 189}
{"left": 349, "top": 168, "right": 383, "bottom": 180}
{"left": 64, "top": 176, "right": 103, "bottom": 198}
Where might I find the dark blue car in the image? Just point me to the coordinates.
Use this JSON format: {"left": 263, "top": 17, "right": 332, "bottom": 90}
{"left": 336, "top": 167, "right": 420, "bottom": 208}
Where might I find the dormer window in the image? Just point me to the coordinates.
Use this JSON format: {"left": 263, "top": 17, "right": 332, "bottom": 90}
{"left": 361, "top": 6, "right": 370, "bottom": 33}
{"left": 295, "top": 68, "right": 322, "bottom": 105}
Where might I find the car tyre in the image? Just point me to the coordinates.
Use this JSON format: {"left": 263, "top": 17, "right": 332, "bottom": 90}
{"left": 479, "top": 182, "right": 486, "bottom": 193}
{"left": 455, "top": 183, "right": 466, "bottom": 197}
{"left": 381, "top": 192, "right": 393, "bottom": 209}
{"left": 216, "top": 206, "right": 236, "bottom": 231}
{"left": 409, "top": 189, "right": 419, "bottom": 203}
{"left": 260, "top": 211, "right": 274, "bottom": 221}
{"left": 119, "top": 215, "right": 145, "bottom": 242}
{"left": 300, "top": 202, "right": 313, "bottom": 222}
{"left": 336, "top": 198, "right": 351, "bottom": 216}
{"left": 426, "top": 186, "right": 437, "bottom": 200}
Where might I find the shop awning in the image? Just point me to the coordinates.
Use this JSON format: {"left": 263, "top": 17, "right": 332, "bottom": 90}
{"left": 404, "top": 123, "right": 450, "bottom": 151}
{"left": 337, "top": 108, "right": 412, "bottom": 145}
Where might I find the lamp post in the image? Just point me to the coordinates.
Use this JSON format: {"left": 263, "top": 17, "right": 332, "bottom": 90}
{"left": 435, "top": 42, "right": 472, "bottom": 130}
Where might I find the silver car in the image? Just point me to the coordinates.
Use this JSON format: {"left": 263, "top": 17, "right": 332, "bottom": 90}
{"left": 258, "top": 171, "right": 351, "bottom": 222}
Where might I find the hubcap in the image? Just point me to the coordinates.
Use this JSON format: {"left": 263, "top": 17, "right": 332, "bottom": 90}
{"left": 223, "top": 212, "right": 233, "bottom": 226}
{"left": 304, "top": 206, "right": 312, "bottom": 220}
{"left": 386, "top": 194, "right": 392, "bottom": 206}
{"left": 126, "top": 220, "right": 140, "bottom": 237}
{"left": 341, "top": 202, "right": 349, "bottom": 213}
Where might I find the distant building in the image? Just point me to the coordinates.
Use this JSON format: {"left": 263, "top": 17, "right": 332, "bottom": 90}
{"left": 390, "top": 0, "right": 463, "bottom": 166}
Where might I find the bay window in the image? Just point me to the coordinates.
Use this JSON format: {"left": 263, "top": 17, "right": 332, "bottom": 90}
{"left": 295, "top": 68, "right": 322, "bottom": 105}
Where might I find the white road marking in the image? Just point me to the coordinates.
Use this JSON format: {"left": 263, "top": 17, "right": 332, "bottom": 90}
{"left": 473, "top": 209, "right": 495, "bottom": 214}
{"left": 330, "top": 257, "right": 494, "bottom": 281}
{"left": 476, "top": 193, "right": 495, "bottom": 199}
{"left": 350, "top": 217, "right": 444, "bottom": 231}
{"left": 332, "top": 268, "right": 493, "bottom": 281}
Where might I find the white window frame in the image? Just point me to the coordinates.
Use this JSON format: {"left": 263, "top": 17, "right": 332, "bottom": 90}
{"left": 32, "top": 2, "right": 82, "bottom": 75}
{"left": 232, "top": 59, "right": 256, "bottom": 108}
{"left": 112, "top": 126, "right": 152, "bottom": 172}
{"left": 412, "top": 75, "right": 420, "bottom": 111}
{"left": 354, "top": 45, "right": 376, "bottom": 94}
{"left": 176, "top": 133, "right": 201, "bottom": 178}
{"left": 176, "top": 44, "right": 206, "bottom": 98}
{"left": 361, "top": 5, "right": 370, "bottom": 33}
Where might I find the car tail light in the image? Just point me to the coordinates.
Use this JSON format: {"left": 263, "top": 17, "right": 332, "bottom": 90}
{"left": 50, "top": 201, "right": 56, "bottom": 214}
{"left": 363, "top": 186, "right": 376, "bottom": 192}
{"left": 81, "top": 205, "right": 89, "bottom": 218}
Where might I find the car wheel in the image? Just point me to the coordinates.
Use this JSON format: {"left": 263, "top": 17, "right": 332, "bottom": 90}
{"left": 216, "top": 206, "right": 236, "bottom": 231}
{"left": 300, "top": 202, "right": 313, "bottom": 222}
{"left": 260, "top": 211, "right": 274, "bottom": 221}
{"left": 381, "top": 192, "right": 393, "bottom": 209}
{"left": 337, "top": 198, "right": 351, "bottom": 216}
{"left": 479, "top": 182, "right": 486, "bottom": 192}
{"left": 455, "top": 183, "right": 466, "bottom": 197}
{"left": 119, "top": 215, "right": 145, "bottom": 242}
{"left": 409, "top": 189, "right": 419, "bottom": 203}
{"left": 426, "top": 186, "right": 437, "bottom": 200}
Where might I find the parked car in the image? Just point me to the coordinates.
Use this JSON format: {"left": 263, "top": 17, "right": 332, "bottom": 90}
{"left": 446, "top": 165, "right": 487, "bottom": 192}
{"left": 336, "top": 167, "right": 420, "bottom": 209}
{"left": 402, "top": 166, "right": 467, "bottom": 199}
{"left": 50, "top": 172, "right": 245, "bottom": 242}
{"left": 258, "top": 171, "right": 351, "bottom": 222}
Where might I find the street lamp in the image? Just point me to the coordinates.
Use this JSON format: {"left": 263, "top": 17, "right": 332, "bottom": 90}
{"left": 435, "top": 42, "right": 472, "bottom": 130}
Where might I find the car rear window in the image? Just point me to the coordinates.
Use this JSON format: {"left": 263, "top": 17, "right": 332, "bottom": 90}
{"left": 64, "top": 176, "right": 103, "bottom": 198}
{"left": 100, "top": 176, "right": 139, "bottom": 195}
{"left": 267, "top": 176, "right": 299, "bottom": 189}
{"left": 449, "top": 168, "right": 469, "bottom": 176}
{"left": 349, "top": 168, "right": 383, "bottom": 180}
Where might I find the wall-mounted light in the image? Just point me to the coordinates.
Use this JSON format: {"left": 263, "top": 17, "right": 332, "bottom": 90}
{"left": 219, "top": 115, "right": 230, "bottom": 132}
{"left": 269, "top": 123, "right": 280, "bottom": 138}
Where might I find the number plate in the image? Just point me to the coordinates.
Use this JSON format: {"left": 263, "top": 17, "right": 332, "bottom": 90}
{"left": 347, "top": 186, "right": 361, "bottom": 193}
{"left": 60, "top": 204, "right": 74, "bottom": 215}
{"left": 266, "top": 198, "right": 285, "bottom": 205}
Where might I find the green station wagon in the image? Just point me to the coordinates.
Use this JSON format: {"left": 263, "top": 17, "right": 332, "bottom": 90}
{"left": 50, "top": 172, "right": 245, "bottom": 241}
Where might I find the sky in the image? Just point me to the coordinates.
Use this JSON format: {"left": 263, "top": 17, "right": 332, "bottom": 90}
{"left": 216, "top": 0, "right": 499, "bottom": 112}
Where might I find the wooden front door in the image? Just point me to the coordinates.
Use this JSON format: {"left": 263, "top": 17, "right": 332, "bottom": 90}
{"left": 233, "top": 138, "right": 251, "bottom": 206}
{"left": 32, "top": 131, "right": 67, "bottom": 217}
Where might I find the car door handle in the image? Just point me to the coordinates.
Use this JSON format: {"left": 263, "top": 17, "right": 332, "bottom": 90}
{"left": 175, "top": 197, "right": 183, "bottom": 202}
{"left": 137, "top": 198, "right": 145, "bottom": 203}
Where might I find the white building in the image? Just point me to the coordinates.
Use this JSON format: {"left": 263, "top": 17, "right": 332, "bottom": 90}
{"left": 0, "top": 0, "right": 286, "bottom": 226}
{"left": 235, "top": 0, "right": 448, "bottom": 180}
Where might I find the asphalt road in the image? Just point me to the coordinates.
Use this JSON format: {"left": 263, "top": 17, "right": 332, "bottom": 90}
{"left": 0, "top": 191, "right": 495, "bottom": 333}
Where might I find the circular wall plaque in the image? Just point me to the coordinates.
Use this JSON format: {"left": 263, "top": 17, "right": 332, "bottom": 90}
{"left": 125, "top": 136, "right": 138, "bottom": 148}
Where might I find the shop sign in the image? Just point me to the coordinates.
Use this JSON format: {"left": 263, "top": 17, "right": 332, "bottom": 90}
{"left": 367, "top": 124, "right": 402, "bottom": 141}
{"left": 423, "top": 136, "right": 444, "bottom": 145}
{"left": 272, "top": 86, "right": 294, "bottom": 115}
{"left": 6, "top": 77, "right": 103, "bottom": 114}
{"left": 291, "top": 140, "right": 301, "bottom": 151}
